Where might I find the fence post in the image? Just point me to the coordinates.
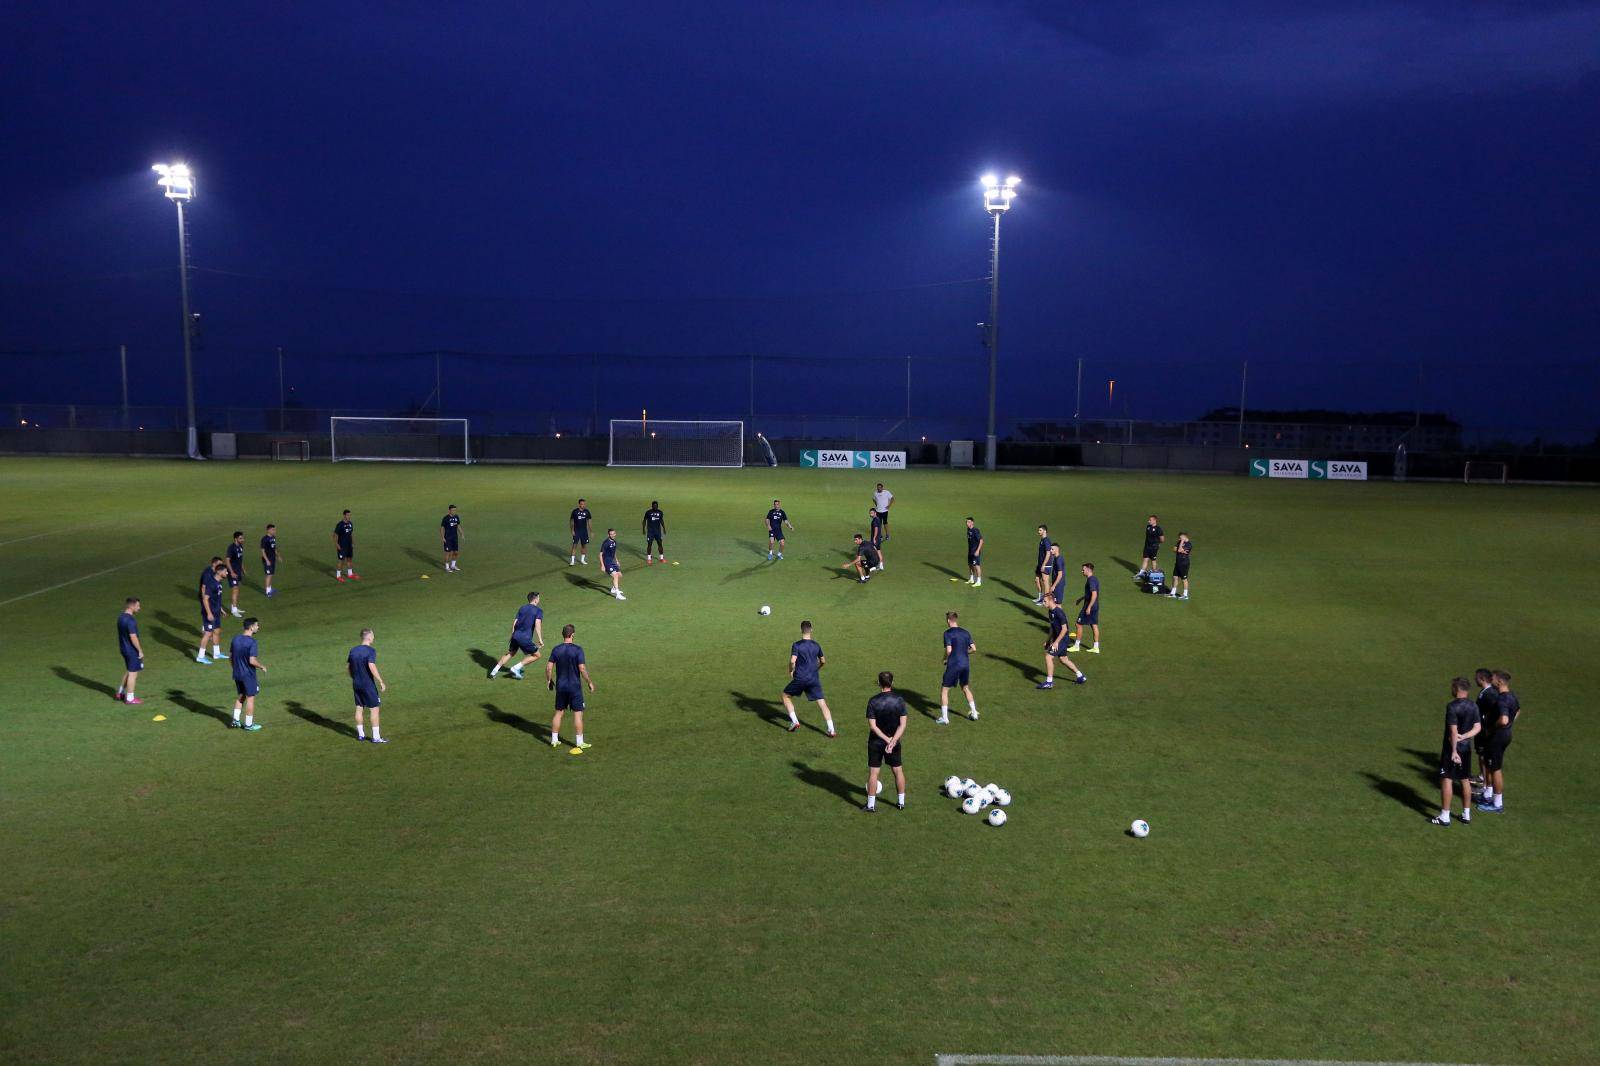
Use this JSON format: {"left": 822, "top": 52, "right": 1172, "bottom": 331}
{"left": 749, "top": 354, "right": 755, "bottom": 418}
{"left": 1238, "top": 360, "right": 1248, "bottom": 447}
{"left": 276, "top": 346, "right": 285, "bottom": 430}
{"left": 68, "top": 404, "right": 77, "bottom": 430}
{"left": 119, "top": 345, "right": 129, "bottom": 428}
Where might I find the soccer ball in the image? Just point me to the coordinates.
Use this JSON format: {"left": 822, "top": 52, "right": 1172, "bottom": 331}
{"left": 964, "top": 783, "right": 983, "bottom": 799}
{"left": 984, "top": 782, "right": 999, "bottom": 794}
{"left": 987, "top": 808, "right": 1007, "bottom": 827}
{"left": 1130, "top": 819, "right": 1150, "bottom": 838}
{"left": 944, "top": 775, "right": 964, "bottom": 797}
{"left": 872, "top": 779, "right": 883, "bottom": 796}
{"left": 994, "top": 788, "right": 1012, "bottom": 807}
{"left": 961, "top": 795, "right": 983, "bottom": 815}
{"left": 758, "top": 605, "right": 771, "bottom": 616}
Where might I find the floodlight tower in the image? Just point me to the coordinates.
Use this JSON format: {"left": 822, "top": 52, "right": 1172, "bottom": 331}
{"left": 980, "top": 174, "right": 1019, "bottom": 471}
{"left": 153, "top": 162, "right": 200, "bottom": 459}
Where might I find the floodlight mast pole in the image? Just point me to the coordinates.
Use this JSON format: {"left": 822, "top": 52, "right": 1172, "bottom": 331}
{"left": 154, "top": 163, "right": 199, "bottom": 459}
{"left": 981, "top": 174, "right": 1019, "bottom": 471}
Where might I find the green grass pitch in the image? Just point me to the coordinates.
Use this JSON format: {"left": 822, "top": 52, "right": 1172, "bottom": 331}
{"left": 1, "top": 457, "right": 1595, "bottom": 1065}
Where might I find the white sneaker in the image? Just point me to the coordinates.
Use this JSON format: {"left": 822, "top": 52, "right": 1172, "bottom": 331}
{"left": 973, "top": 580, "right": 982, "bottom": 588}
{"left": 615, "top": 593, "right": 627, "bottom": 601}
{"left": 509, "top": 668, "right": 523, "bottom": 680}
{"left": 968, "top": 710, "right": 979, "bottom": 721}
{"left": 230, "top": 607, "right": 244, "bottom": 617}
{"left": 195, "top": 655, "right": 208, "bottom": 663}
{"left": 936, "top": 716, "right": 949, "bottom": 725}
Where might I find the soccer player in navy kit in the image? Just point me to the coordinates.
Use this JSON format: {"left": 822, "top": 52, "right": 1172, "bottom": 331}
{"left": 1432, "top": 677, "right": 1482, "bottom": 826}
{"left": 115, "top": 597, "right": 144, "bottom": 705}
{"left": 1032, "top": 525, "right": 1053, "bottom": 605}
{"left": 225, "top": 532, "right": 247, "bottom": 616}
{"left": 766, "top": 499, "right": 793, "bottom": 560}
{"left": 546, "top": 624, "right": 596, "bottom": 753}
{"left": 863, "top": 671, "right": 907, "bottom": 813}
{"left": 847, "top": 534, "right": 881, "bottom": 582}
{"left": 1068, "top": 563, "right": 1101, "bottom": 654}
{"left": 601, "top": 529, "right": 626, "bottom": 601}
{"left": 490, "top": 592, "right": 544, "bottom": 678}
{"left": 781, "top": 620, "right": 836, "bottom": 736}
{"left": 642, "top": 501, "right": 666, "bottom": 564}
{"left": 348, "top": 628, "right": 388, "bottom": 743}
{"left": 1137, "top": 515, "right": 1164, "bottom": 579}
{"left": 965, "top": 517, "right": 983, "bottom": 587}
{"left": 569, "top": 499, "right": 592, "bottom": 565}
{"left": 229, "top": 617, "right": 266, "bottom": 731}
{"left": 1471, "top": 668, "right": 1496, "bottom": 787}
{"left": 259, "top": 524, "right": 279, "bottom": 598}
{"left": 332, "top": 510, "right": 358, "bottom": 581}
{"left": 867, "top": 508, "right": 886, "bottom": 571}
{"left": 938, "top": 611, "right": 977, "bottom": 723}
{"left": 1478, "top": 670, "right": 1522, "bottom": 813}
{"left": 1168, "top": 532, "right": 1191, "bottom": 600}
{"left": 1037, "top": 593, "right": 1087, "bottom": 688}
{"left": 1044, "top": 543, "right": 1067, "bottom": 609}
{"left": 198, "top": 559, "right": 227, "bottom": 663}
{"left": 441, "top": 504, "right": 462, "bottom": 572}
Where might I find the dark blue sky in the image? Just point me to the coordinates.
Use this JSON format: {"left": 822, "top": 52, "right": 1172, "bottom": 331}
{"left": 3, "top": 1, "right": 1597, "bottom": 437}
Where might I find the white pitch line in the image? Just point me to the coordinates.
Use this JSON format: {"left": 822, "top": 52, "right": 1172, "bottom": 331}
{"left": 0, "top": 519, "right": 120, "bottom": 548}
{"left": 0, "top": 536, "right": 214, "bottom": 608}
{"left": 935, "top": 1056, "right": 1510, "bottom": 1066}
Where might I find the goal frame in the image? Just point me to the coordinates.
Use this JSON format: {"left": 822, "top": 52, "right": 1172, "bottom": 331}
{"left": 1463, "top": 460, "right": 1508, "bottom": 484}
{"left": 270, "top": 438, "right": 310, "bottom": 461}
{"left": 607, "top": 419, "right": 745, "bottom": 468}
{"left": 329, "top": 416, "right": 471, "bottom": 464}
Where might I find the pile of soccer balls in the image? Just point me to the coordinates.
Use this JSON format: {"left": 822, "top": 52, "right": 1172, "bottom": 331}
{"left": 945, "top": 775, "right": 1011, "bottom": 826}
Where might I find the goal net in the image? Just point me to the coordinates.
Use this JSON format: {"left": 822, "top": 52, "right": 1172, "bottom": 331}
{"left": 1463, "top": 460, "right": 1508, "bottom": 484}
{"left": 330, "top": 417, "right": 470, "bottom": 463}
{"left": 608, "top": 420, "right": 744, "bottom": 467}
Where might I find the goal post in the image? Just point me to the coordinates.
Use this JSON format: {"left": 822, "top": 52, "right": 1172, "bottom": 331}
{"left": 330, "top": 417, "right": 471, "bottom": 463}
{"left": 608, "top": 420, "right": 744, "bottom": 468}
{"left": 1463, "top": 460, "right": 1508, "bottom": 484}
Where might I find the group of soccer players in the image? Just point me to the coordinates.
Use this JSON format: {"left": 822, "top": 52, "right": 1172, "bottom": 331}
{"left": 1433, "top": 669, "right": 1524, "bottom": 825}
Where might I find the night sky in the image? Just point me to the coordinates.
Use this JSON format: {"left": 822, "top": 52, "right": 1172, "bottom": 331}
{"left": 3, "top": 2, "right": 1597, "bottom": 438}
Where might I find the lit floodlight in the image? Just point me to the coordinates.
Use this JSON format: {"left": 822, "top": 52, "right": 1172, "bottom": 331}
{"left": 153, "top": 162, "right": 194, "bottom": 201}
{"left": 982, "top": 172, "right": 1018, "bottom": 214}
{"left": 1005, "top": 175, "right": 1021, "bottom": 187}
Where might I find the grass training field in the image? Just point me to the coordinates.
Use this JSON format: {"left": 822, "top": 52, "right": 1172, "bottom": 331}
{"left": 1, "top": 456, "right": 1595, "bottom": 1065}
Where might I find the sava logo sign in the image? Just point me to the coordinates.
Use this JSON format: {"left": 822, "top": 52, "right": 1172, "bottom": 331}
{"left": 799, "top": 450, "right": 906, "bottom": 469}
{"left": 1249, "top": 458, "right": 1310, "bottom": 478}
{"left": 1311, "top": 460, "right": 1368, "bottom": 481}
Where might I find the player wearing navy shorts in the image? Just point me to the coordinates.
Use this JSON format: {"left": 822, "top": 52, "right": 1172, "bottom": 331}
{"left": 1471, "top": 668, "right": 1496, "bottom": 786}
{"left": 847, "top": 533, "right": 881, "bottom": 582}
{"left": 600, "top": 529, "right": 626, "bottom": 601}
{"left": 490, "top": 592, "right": 544, "bottom": 678}
{"left": 766, "top": 500, "right": 793, "bottom": 560}
{"left": 965, "top": 517, "right": 983, "bottom": 587}
{"left": 781, "top": 620, "right": 835, "bottom": 736}
{"left": 1068, "top": 562, "right": 1101, "bottom": 654}
{"left": 1431, "top": 676, "right": 1481, "bottom": 826}
{"left": 1044, "top": 543, "right": 1067, "bottom": 609}
{"left": 1032, "top": 525, "right": 1053, "bottom": 605}
{"left": 1137, "top": 515, "right": 1164, "bottom": 579}
{"left": 198, "top": 558, "right": 227, "bottom": 663}
{"left": 867, "top": 508, "right": 886, "bottom": 571}
{"left": 114, "top": 597, "right": 144, "bottom": 705}
{"left": 1037, "top": 593, "right": 1087, "bottom": 688}
{"left": 872, "top": 483, "right": 893, "bottom": 541}
{"left": 225, "top": 531, "right": 246, "bottom": 616}
{"left": 259, "top": 524, "right": 279, "bottom": 598}
{"left": 642, "top": 501, "right": 666, "bottom": 564}
{"left": 332, "top": 510, "right": 358, "bottom": 581}
{"left": 1169, "top": 532, "right": 1191, "bottom": 600}
{"left": 1478, "top": 670, "right": 1522, "bottom": 814}
{"left": 441, "top": 504, "right": 462, "bottom": 572}
{"left": 569, "top": 499, "right": 592, "bottom": 566}
{"left": 546, "top": 624, "right": 596, "bottom": 752}
{"left": 229, "top": 617, "right": 266, "bottom": 731}
{"left": 863, "top": 671, "right": 907, "bottom": 813}
{"left": 938, "top": 611, "right": 977, "bottom": 723}
{"left": 348, "top": 628, "right": 388, "bottom": 743}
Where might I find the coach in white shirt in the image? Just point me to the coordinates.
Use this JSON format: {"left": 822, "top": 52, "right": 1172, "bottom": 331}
{"left": 872, "top": 483, "right": 894, "bottom": 541}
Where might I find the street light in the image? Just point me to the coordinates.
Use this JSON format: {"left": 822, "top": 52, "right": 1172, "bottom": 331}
{"left": 980, "top": 174, "right": 1019, "bottom": 470}
{"left": 153, "top": 162, "right": 200, "bottom": 459}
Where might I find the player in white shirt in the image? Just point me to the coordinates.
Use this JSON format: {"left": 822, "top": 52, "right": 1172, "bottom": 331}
{"left": 872, "top": 483, "right": 893, "bottom": 542}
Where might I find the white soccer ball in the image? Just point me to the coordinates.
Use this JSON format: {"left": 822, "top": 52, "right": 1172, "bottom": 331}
{"left": 984, "top": 782, "right": 1000, "bottom": 795}
{"left": 961, "top": 795, "right": 983, "bottom": 815}
{"left": 994, "top": 788, "right": 1012, "bottom": 807}
{"left": 977, "top": 787, "right": 995, "bottom": 807}
{"left": 758, "top": 605, "right": 771, "bottom": 616}
{"left": 944, "top": 775, "right": 964, "bottom": 797}
{"left": 962, "top": 777, "right": 977, "bottom": 792}
{"left": 1130, "top": 819, "right": 1150, "bottom": 838}
{"left": 964, "top": 783, "right": 983, "bottom": 799}
{"left": 987, "top": 808, "right": 1007, "bottom": 827}
{"left": 872, "top": 779, "right": 883, "bottom": 796}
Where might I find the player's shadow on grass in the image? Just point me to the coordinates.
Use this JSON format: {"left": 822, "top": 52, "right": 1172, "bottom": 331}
{"left": 921, "top": 562, "right": 966, "bottom": 580}
{"left": 563, "top": 571, "right": 610, "bottom": 595}
{"left": 52, "top": 666, "right": 118, "bottom": 699}
{"left": 822, "top": 565, "right": 861, "bottom": 581}
{"left": 896, "top": 686, "right": 943, "bottom": 722}
{"left": 1111, "top": 557, "right": 1139, "bottom": 574}
{"left": 285, "top": 699, "right": 358, "bottom": 738}
{"left": 729, "top": 689, "right": 815, "bottom": 732}
{"left": 538, "top": 542, "right": 570, "bottom": 562}
{"left": 790, "top": 760, "right": 862, "bottom": 806}
{"left": 468, "top": 648, "right": 499, "bottom": 672}
{"left": 149, "top": 626, "right": 198, "bottom": 658}
{"left": 153, "top": 610, "right": 196, "bottom": 636}
{"left": 1400, "top": 747, "right": 1443, "bottom": 785}
{"left": 991, "top": 578, "right": 1033, "bottom": 599}
{"left": 1359, "top": 771, "right": 1433, "bottom": 818}
{"left": 403, "top": 547, "right": 440, "bottom": 570}
{"left": 166, "top": 687, "right": 233, "bottom": 726}
{"left": 983, "top": 652, "right": 1044, "bottom": 683}
{"left": 483, "top": 702, "right": 552, "bottom": 742}
{"left": 1000, "top": 598, "right": 1049, "bottom": 630}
